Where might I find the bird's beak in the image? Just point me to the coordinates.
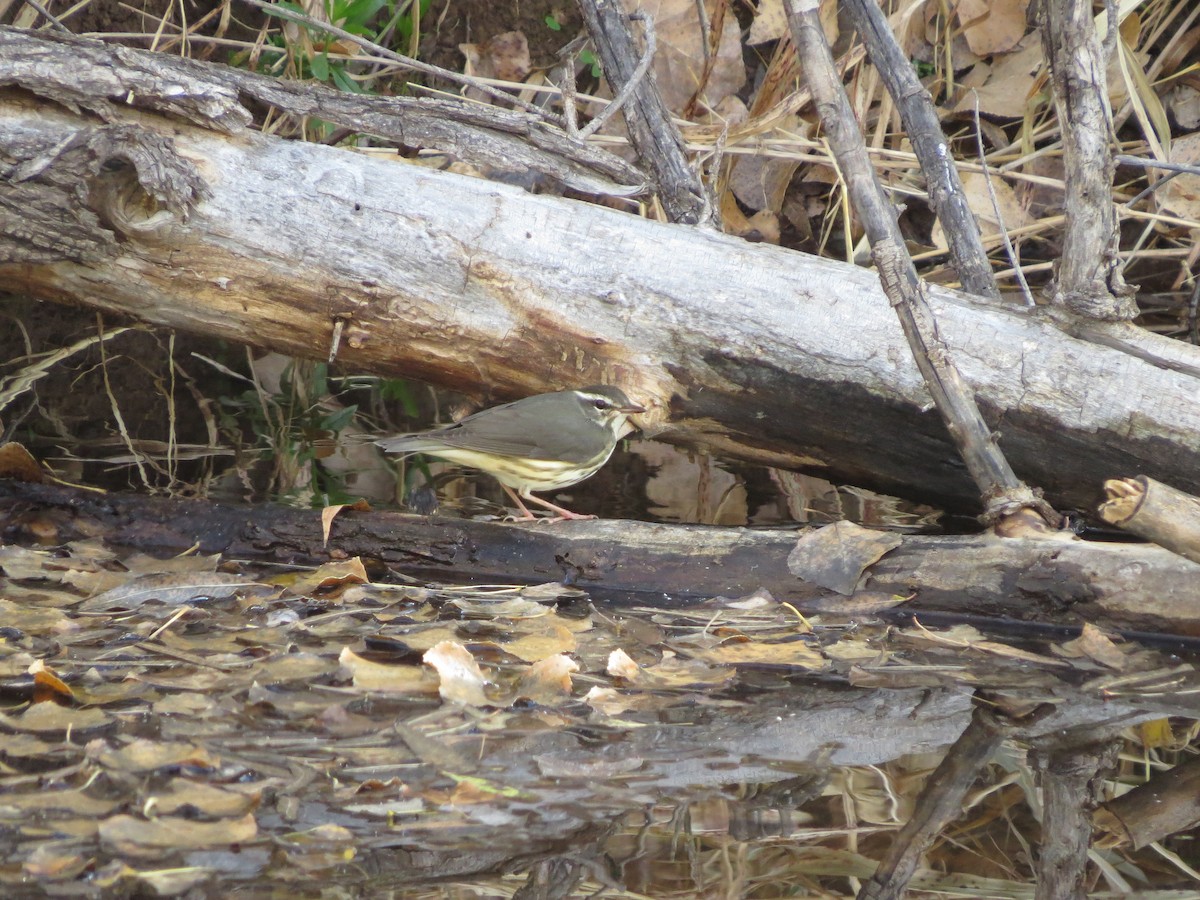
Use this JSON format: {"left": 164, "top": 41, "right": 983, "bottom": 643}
{"left": 618, "top": 402, "right": 646, "bottom": 415}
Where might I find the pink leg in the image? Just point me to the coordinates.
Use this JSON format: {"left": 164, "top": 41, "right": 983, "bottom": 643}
{"left": 499, "top": 484, "right": 539, "bottom": 521}
{"left": 499, "top": 484, "right": 595, "bottom": 523}
{"left": 521, "top": 492, "right": 597, "bottom": 523}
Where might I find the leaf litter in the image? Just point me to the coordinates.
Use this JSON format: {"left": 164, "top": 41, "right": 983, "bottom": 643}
{"left": 3, "top": 541, "right": 1200, "bottom": 896}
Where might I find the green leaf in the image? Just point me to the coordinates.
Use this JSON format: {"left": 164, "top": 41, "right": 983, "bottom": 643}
{"left": 381, "top": 379, "right": 420, "bottom": 417}
{"left": 310, "top": 51, "right": 330, "bottom": 81}
{"left": 544, "top": 14, "right": 561, "bottom": 31}
{"left": 580, "top": 49, "right": 601, "bottom": 79}
{"left": 330, "top": 66, "right": 362, "bottom": 93}
{"left": 310, "top": 362, "right": 329, "bottom": 397}
{"left": 321, "top": 404, "right": 359, "bottom": 433}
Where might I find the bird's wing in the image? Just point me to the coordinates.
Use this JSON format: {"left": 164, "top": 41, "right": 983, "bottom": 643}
{"left": 377, "top": 393, "right": 605, "bottom": 460}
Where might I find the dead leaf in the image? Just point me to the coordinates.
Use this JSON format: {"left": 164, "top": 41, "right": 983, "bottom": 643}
{"left": 618, "top": 0, "right": 745, "bottom": 113}
{"left": 151, "top": 779, "right": 260, "bottom": 817}
{"left": 685, "top": 636, "right": 828, "bottom": 670}
{"left": 931, "top": 171, "right": 1034, "bottom": 250}
{"left": 283, "top": 558, "right": 368, "bottom": 598}
{"left": 535, "top": 753, "right": 645, "bottom": 778}
{"left": 1057, "top": 623, "right": 1130, "bottom": 670}
{"left": 787, "top": 522, "right": 903, "bottom": 595}
{"left": 634, "top": 652, "right": 736, "bottom": 688}
{"left": 748, "top": 0, "right": 837, "bottom": 46}
{"left": 1, "top": 788, "right": 118, "bottom": 816}
{"left": 0, "top": 442, "right": 44, "bottom": 482}
{"left": 1155, "top": 131, "right": 1200, "bottom": 224}
{"left": 460, "top": 31, "right": 530, "bottom": 102}
{"left": 98, "top": 812, "right": 257, "bottom": 856}
{"left": 729, "top": 136, "right": 801, "bottom": 213}
{"left": 957, "top": 0, "right": 1030, "bottom": 56}
{"left": 607, "top": 648, "right": 642, "bottom": 679}
{"left": 445, "top": 594, "right": 550, "bottom": 618}
{"left": 21, "top": 844, "right": 91, "bottom": 879}
{"left": 338, "top": 646, "right": 438, "bottom": 694}
{"left": 1166, "top": 82, "right": 1200, "bottom": 131}
{"left": 423, "top": 640, "right": 492, "bottom": 706}
{"left": 584, "top": 685, "right": 662, "bottom": 715}
{"left": 0, "top": 703, "right": 110, "bottom": 735}
{"left": 321, "top": 500, "right": 370, "bottom": 545}
{"left": 79, "top": 572, "right": 273, "bottom": 612}
{"left": 516, "top": 653, "right": 579, "bottom": 705}
{"left": 92, "top": 739, "right": 220, "bottom": 774}
{"left": 954, "top": 35, "right": 1043, "bottom": 118}
{"left": 902, "top": 621, "right": 1070, "bottom": 666}
{"left": 503, "top": 621, "right": 577, "bottom": 662}
{"left": 30, "top": 659, "right": 76, "bottom": 705}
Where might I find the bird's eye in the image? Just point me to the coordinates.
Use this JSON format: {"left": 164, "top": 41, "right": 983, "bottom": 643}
{"left": 593, "top": 399, "right": 610, "bottom": 410}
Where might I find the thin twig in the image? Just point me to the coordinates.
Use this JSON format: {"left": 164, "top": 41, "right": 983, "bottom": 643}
{"left": 972, "top": 92, "right": 1034, "bottom": 307}
{"left": 96, "top": 313, "right": 152, "bottom": 489}
{"left": 579, "top": 12, "right": 656, "bottom": 140}
{"left": 24, "top": 0, "right": 71, "bottom": 31}
{"left": 1100, "top": 0, "right": 1119, "bottom": 57}
{"left": 1123, "top": 170, "right": 1183, "bottom": 208}
{"left": 694, "top": 0, "right": 711, "bottom": 64}
{"left": 555, "top": 35, "right": 589, "bottom": 139}
{"left": 1116, "top": 155, "right": 1200, "bottom": 177}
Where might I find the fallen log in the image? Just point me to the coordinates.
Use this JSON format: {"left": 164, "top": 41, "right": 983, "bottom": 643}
{"left": 4, "top": 28, "right": 1200, "bottom": 514}
{"left": 4, "top": 480, "right": 1200, "bottom": 636}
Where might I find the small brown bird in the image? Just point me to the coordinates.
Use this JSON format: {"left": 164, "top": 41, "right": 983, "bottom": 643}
{"left": 376, "top": 385, "right": 645, "bottom": 522}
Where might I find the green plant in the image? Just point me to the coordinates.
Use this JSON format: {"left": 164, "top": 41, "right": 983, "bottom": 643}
{"left": 253, "top": 0, "right": 433, "bottom": 96}
{"left": 580, "top": 49, "right": 602, "bottom": 79}
{"left": 216, "top": 359, "right": 361, "bottom": 505}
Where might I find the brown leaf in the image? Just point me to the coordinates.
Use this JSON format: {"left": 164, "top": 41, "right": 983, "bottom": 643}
{"left": 1057, "top": 623, "right": 1130, "bottom": 671}
{"left": 957, "top": 0, "right": 1030, "bottom": 56}
{"left": 535, "top": 753, "right": 645, "bottom": 778}
{"left": 30, "top": 659, "right": 76, "bottom": 705}
{"left": 92, "top": 739, "right": 220, "bottom": 774}
{"left": 79, "top": 572, "right": 273, "bottom": 612}
{"left": 423, "top": 640, "right": 492, "bottom": 706}
{"left": 787, "top": 522, "right": 903, "bottom": 595}
{"left": 516, "top": 653, "right": 579, "bottom": 706}
{"left": 0, "top": 442, "right": 44, "bottom": 482}
{"left": 688, "top": 637, "right": 828, "bottom": 670}
{"left": 503, "top": 621, "right": 577, "bottom": 662}
{"left": 98, "top": 812, "right": 257, "bottom": 855}
{"left": 606, "top": 648, "right": 641, "bottom": 679}
{"left": 953, "top": 35, "right": 1042, "bottom": 118}
{"left": 338, "top": 646, "right": 438, "bottom": 694}
{"left": 21, "top": 844, "right": 90, "bottom": 879}
{"left": 0, "top": 703, "right": 110, "bottom": 735}
{"left": 151, "top": 779, "right": 260, "bottom": 817}
{"left": 620, "top": 0, "right": 745, "bottom": 113}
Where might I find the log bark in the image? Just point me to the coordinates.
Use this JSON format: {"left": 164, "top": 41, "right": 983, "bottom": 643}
{"left": 5, "top": 480, "right": 1200, "bottom": 636}
{"left": 4, "top": 28, "right": 1200, "bottom": 514}
{"left": 1095, "top": 753, "right": 1200, "bottom": 850}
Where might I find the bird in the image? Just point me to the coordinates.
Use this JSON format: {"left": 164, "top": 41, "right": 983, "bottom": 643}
{"left": 376, "top": 385, "right": 645, "bottom": 522}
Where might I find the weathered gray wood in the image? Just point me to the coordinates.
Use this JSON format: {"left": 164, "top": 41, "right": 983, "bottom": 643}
{"left": 4, "top": 28, "right": 1200, "bottom": 513}
{"left": 5, "top": 481, "right": 1200, "bottom": 635}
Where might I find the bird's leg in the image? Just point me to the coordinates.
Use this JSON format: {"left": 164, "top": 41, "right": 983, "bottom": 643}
{"left": 499, "top": 484, "right": 540, "bottom": 521}
{"left": 521, "top": 491, "right": 597, "bottom": 523}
